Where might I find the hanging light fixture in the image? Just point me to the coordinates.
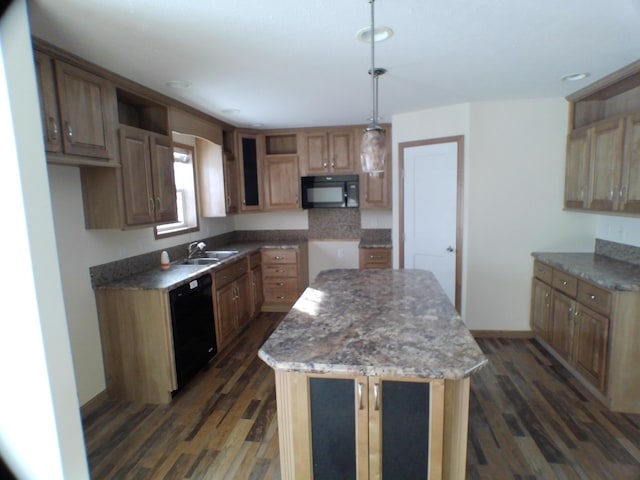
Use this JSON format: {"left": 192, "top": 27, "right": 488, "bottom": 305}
{"left": 360, "top": 0, "right": 387, "bottom": 176}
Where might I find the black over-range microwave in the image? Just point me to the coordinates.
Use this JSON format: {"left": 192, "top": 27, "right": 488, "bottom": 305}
{"left": 301, "top": 174, "right": 359, "bottom": 208}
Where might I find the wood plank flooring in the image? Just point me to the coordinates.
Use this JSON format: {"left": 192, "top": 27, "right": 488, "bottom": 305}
{"left": 82, "top": 314, "right": 640, "bottom": 479}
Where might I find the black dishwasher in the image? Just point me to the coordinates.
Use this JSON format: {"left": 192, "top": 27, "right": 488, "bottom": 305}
{"left": 169, "top": 274, "right": 217, "bottom": 394}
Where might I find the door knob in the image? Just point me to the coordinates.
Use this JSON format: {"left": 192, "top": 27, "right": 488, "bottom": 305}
{"left": 446, "top": 246, "right": 454, "bottom": 252}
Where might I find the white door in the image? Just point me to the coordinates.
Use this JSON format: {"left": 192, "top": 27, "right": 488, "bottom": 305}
{"left": 403, "top": 142, "right": 458, "bottom": 304}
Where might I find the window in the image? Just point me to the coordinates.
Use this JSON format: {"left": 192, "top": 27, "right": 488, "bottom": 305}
{"left": 155, "top": 143, "right": 199, "bottom": 238}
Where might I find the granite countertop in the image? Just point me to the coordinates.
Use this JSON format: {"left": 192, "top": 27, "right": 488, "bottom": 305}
{"left": 258, "top": 269, "right": 487, "bottom": 379}
{"left": 96, "top": 241, "right": 305, "bottom": 291}
{"left": 531, "top": 252, "right": 640, "bottom": 292}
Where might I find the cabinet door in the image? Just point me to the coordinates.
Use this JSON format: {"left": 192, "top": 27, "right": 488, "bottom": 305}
{"left": 250, "top": 265, "right": 263, "bottom": 317}
{"left": 370, "top": 379, "right": 436, "bottom": 480}
{"left": 54, "top": 59, "right": 115, "bottom": 160}
{"left": 119, "top": 127, "right": 155, "bottom": 226}
{"left": 215, "top": 282, "right": 237, "bottom": 348}
{"left": 328, "top": 130, "right": 355, "bottom": 172}
{"left": 302, "top": 132, "right": 329, "bottom": 174}
{"left": 235, "top": 275, "right": 252, "bottom": 329}
{"left": 588, "top": 117, "right": 625, "bottom": 211}
{"left": 573, "top": 306, "right": 609, "bottom": 393}
{"left": 263, "top": 154, "right": 300, "bottom": 210}
{"left": 530, "top": 278, "right": 551, "bottom": 340}
{"left": 549, "top": 290, "right": 575, "bottom": 362}
{"left": 564, "top": 126, "right": 590, "bottom": 209}
{"left": 150, "top": 134, "right": 177, "bottom": 223}
{"left": 620, "top": 112, "right": 640, "bottom": 213}
{"left": 238, "top": 133, "right": 262, "bottom": 211}
{"left": 34, "top": 51, "right": 61, "bottom": 153}
{"left": 308, "top": 377, "right": 368, "bottom": 480}
{"left": 223, "top": 152, "right": 240, "bottom": 214}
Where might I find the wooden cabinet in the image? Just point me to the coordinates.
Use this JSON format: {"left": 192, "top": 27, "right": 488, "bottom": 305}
{"left": 34, "top": 51, "right": 118, "bottom": 165}
{"left": 223, "top": 151, "right": 240, "bottom": 214}
{"left": 530, "top": 259, "right": 640, "bottom": 411}
{"left": 299, "top": 129, "right": 355, "bottom": 175}
{"left": 275, "top": 371, "right": 457, "bottom": 479}
{"left": 237, "top": 131, "right": 262, "bottom": 212}
{"left": 356, "top": 124, "right": 392, "bottom": 209}
{"left": 249, "top": 252, "right": 264, "bottom": 317}
{"left": 564, "top": 60, "right": 640, "bottom": 215}
{"left": 262, "top": 154, "right": 300, "bottom": 210}
{"left": 530, "top": 276, "right": 551, "bottom": 340}
{"left": 359, "top": 247, "right": 392, "bottom": 269}
{"left": 119, "top": 126, "right": 177, "bottom": 226}
{"left": 261, "top": 245, "right": 309, "bottom": 312}
{"left": 213, "top": 257, "right": 251, "bottom": 349}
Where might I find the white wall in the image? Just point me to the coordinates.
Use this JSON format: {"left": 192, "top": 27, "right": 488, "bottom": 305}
{"left": 595, "top": 216, "right": 640, "bottom": 247}
{"left": 392, "top": 99, "right": 597, "bottom": 331}
{"left": 308, "top": 240, "right": 360, "bottom": 281}
{"left": 0, "top": 2, "right": 89, "bottom": 478}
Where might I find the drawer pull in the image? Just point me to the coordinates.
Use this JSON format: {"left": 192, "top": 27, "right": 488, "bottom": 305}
{"left": 276, "top": 295, "right": 285, "bottom": 300}
{"left": 278, "top": 282, "right": 285, "bottom": 286}
{"left": 275, "top": 269, "right": 285, "bottom": 273}
{"left": 589, "top": 294, "right": 596, "bottom": 300}
{"left": 562, "top": 280, "right": 568, "bottom": 286}
{"left": 369, "top": 255, "right": 383, "bottom": 260}
{"left": 273, "top": 256, "right": 283, "bottom": 260}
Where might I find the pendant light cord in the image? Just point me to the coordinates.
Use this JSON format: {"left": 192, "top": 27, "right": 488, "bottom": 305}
{"left": 370, "top": 0, "right": 377, "bottom": 126}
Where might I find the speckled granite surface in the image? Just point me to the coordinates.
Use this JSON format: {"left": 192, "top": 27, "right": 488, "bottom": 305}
{"left": 258, "top": 269, "right": 487, "bottom": 379}
{"left": 359, "top": 229, "right": 392, "bottom": 248}
{"left": 595, "top": 239, "right": 640, "bottom": 266}
{"left": 531, "top": 251, "right": 640, "bottom": 291}
{"left": 95, "top": 242, "right": 305, "bottom": 291}
{"left": 308, "top": 208, "right": 361, "bottom": 239}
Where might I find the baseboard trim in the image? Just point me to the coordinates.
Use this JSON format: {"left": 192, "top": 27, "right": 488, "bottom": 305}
{"left": 470, "top": 330, "right": 533, "bottom": 338}
{"left": 80, "top": 389, "right": 109, "bottom": 419}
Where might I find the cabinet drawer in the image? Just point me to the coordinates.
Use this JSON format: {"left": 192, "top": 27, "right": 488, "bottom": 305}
{"left": 263, "top": 264, "right": 298, "bottom": 278}
{"left": 263, "top": 287, "right": 299, "bottom": 305}
{"left": 261, "top": 248, "right": 297, "bottom": 265}
{"left": 552, "top": 270, "right": 578, "bottom": 297}
{"left": 264, "top": 278, "right": 299, "bottom": 291}
{"left": 359, "top": 248, "right": 391, "bottom": 269}
{"left": 214, "top": 258, "right": 248, "bottom": 287}
{"left": 249, "top": 252, "right": 261, "bottom": 268}
{"left": 578, "top": 281, "right": 612, "bottom": 316}
{"left": 533, "top": 260, "right": 553, "bottom": 284}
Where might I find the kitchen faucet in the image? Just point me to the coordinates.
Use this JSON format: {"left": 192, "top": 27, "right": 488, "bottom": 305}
{"left": 187, "top": 241, "right": 207, "bottom": 259}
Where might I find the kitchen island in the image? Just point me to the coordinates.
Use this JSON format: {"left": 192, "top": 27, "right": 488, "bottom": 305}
{"left": 258, "top": 268, "right": 486, "bottom": 480}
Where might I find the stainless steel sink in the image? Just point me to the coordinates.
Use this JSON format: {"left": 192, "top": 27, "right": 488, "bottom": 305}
{"left": 182, "top": 258, "right": 221, "bottom": 265}
{"left": 203, "top": 250, "right": 239, "bottom": 260}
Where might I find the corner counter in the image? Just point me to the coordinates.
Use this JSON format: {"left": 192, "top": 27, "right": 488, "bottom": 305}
{"left": 259, "top": 269, "right": 486, "bottom": 480}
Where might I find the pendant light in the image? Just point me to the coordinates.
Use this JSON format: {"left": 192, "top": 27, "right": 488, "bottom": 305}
{"left": 360, "top": 0, "right": 387, "bottom": 176}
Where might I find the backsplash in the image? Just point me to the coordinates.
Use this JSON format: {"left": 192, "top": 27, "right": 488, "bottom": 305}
{"left": 308, "top": 208, "right": 361, "bottom": 239}
{"left": 595, "top": 239, "right": 640, "bottom": 266}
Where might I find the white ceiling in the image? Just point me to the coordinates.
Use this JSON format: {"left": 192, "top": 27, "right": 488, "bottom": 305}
{"left": 28, "top": 0, "right": 640, "bottom": 130}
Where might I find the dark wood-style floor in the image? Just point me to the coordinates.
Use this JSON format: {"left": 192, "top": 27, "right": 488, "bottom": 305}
{"left": 82, "top": 313, "right": 640, "bottom": 479}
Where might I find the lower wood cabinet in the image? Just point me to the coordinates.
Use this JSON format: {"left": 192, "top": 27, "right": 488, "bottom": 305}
{"left": 275, "top": 371, "right": 472, "bottom": 479}
{"left": 530, "top": 259, "right": 640, "bottom": 412}
{"left": 213, "top": 257, "right": 251, "bottom": 349}
{"left": 261, "top": 244, "right": 309, "bottom": 312}
{"left": 249, "top": 252, "right": 264, "bottom": 317}
{"left": 359, "top": 247, "right": 392, "bottom": 269}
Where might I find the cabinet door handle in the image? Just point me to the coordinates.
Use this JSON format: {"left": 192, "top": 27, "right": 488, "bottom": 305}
{"left": 156, "top": 197, "right": 162, "bottom": 211}
{"left": 357, "top": 382, "right": 364, "bottom": 410}
{"left": 48, "top": 116, "right": 58, "bottom": 141}
{"left": 65, "top": 121, "right": 73, "bottom": 142}
{"left": 373, "top": 383, "right": 380, "bottom": 411}
{"left": 589, "top": 294, "right": 596, "bottom": 300}
{"left": 561, "top": 280, "right": 567, "bottom": 286}
{"left": 331, "top": 162, "right": 335, "bottom": 168}
{"left": 323, "top": 162, "right": 328, "bottom": 168}
{"left": 148, "top": 198, "right": 155, "bottom": 214}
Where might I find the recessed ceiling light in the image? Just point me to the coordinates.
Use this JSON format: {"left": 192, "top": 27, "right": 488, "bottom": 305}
{"left": 356, "top": 25, "right": 393, "bottom": 43}
{"left": 165, "top": 80, "right": 191, "bottom": 89}
{"left": 221, "top": 108, "right": 240, "bottom": 115}
{"left": 561, "top": 72, "right": 590, "bottom": 82}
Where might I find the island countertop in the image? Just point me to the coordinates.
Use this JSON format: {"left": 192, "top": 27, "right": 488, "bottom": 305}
{"left": 258, "top": 268, "right": 487, "bottom": 380}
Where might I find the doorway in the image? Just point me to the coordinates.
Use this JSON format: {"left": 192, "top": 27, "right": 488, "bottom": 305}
{"left": 399, "top": 136, "right": 464, "bottom": 312}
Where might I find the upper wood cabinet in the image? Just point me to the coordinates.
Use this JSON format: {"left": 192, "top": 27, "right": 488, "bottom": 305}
{"left": 119, "top": 126, "right": 177, "bottom": 226}
{"left": 299, "top": 129, "right": 355, "bottom": 175}
{"left": 565, "top": 59, "right": 640, "bottom": 215}
{"left": 263, "top": 155, "right": 300, "bottom": 210}
{"left": 34, "top": 51, "right": 118, "bottom": 166}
